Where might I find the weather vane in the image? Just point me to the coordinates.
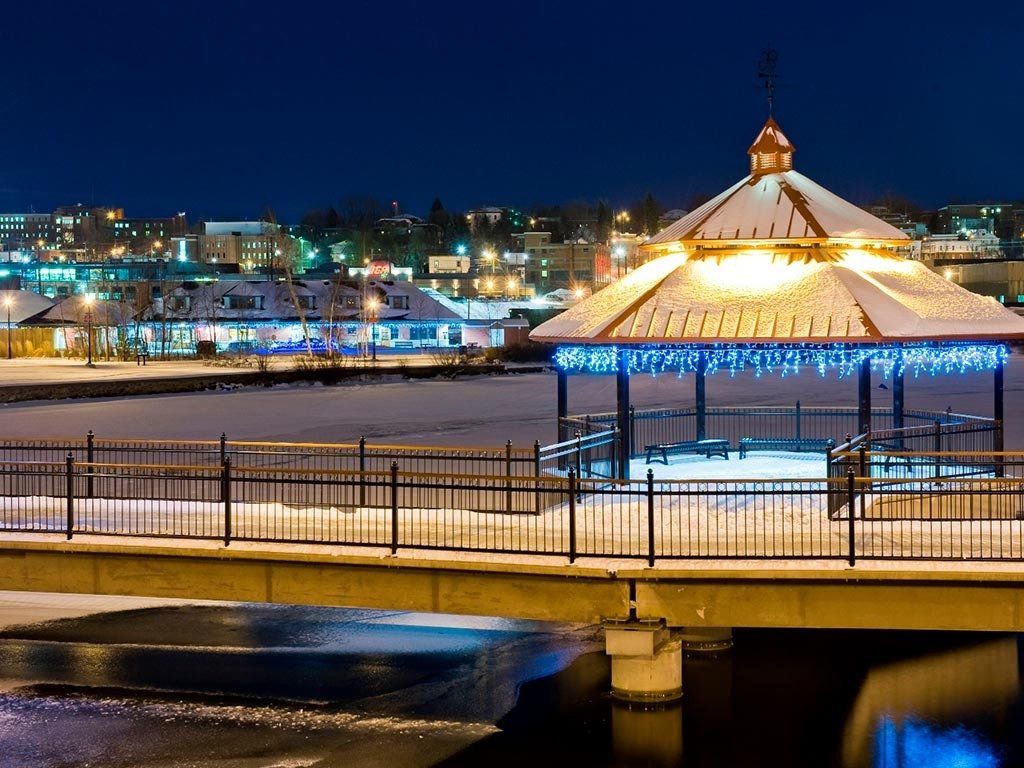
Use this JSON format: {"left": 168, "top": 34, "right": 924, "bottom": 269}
{"left": 757, "top": 47, "right": 778, "bottom": 115}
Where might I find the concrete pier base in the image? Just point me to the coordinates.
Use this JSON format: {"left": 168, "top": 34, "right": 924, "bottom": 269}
{"left": 605, "top": 619, "right": 683, "bottom": 702}
{"left": 678, "top": 626, "right": 733, "bottom": 653}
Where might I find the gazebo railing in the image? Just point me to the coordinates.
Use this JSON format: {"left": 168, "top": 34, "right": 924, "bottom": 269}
{"left": 539, "top": 428, "right": 618, "bottom": 480}
{"left": 563, "top": 403, "right": 994, "bottom": 458}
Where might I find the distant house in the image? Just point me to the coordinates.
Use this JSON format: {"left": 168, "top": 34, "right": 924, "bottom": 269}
{"left": 154, "top": 277, "right": 468, "bottom": 354}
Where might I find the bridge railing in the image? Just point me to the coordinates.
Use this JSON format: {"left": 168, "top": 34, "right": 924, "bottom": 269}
{"left": 6, "top": 457, "right": 1024, "bottom": 563}
{"left": 0, "top": 434, "right": 541, "bottom": 480}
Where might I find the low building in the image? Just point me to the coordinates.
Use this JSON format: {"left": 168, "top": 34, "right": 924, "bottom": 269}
{"left": 514, "top": 231, "right": 601, "bottom": 293}
{"left": 105, "top": 212, "right": 187, "bottom": 255}
{"left": 156, "top": 276, "right": 469, "bottom": 354}
{"left": 424, "top": 254, "right": 472, "bottom": 274}
{"left": 909, "top": 232, "right": 1003, "bottom": 262}
{"left": 196, "top": 221, "right": 280, "bottom": 270}
{"left": 0, "top": 213, "right": 55, "bottom": 252}
{"left": 936, "top": 203, "right": 1020, "bottom": 240}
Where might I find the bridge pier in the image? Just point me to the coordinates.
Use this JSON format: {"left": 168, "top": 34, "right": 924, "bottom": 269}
{"left": 604, "top": 619, "right": 682, "bottom": 702}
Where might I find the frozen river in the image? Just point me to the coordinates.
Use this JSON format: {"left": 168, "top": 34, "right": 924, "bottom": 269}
{"left": 1, "top": 366, "right": 1020, "bottom": 448}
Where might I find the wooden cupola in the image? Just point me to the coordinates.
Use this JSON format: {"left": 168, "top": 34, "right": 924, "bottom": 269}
{"left": 747, "top": 117, "right": 794, "bottom": 175}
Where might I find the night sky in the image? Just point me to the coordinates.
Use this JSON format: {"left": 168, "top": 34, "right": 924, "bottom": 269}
{"left": 1, "top": 0, "right": 1021, "bottom": 222}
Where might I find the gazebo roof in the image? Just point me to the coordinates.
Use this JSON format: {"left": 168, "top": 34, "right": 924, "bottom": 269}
{"left": 530, "top": 249, "right": 1024, "bottom": 344}
{"left": 531, "top": 118, "right": 1024, "bottom": 346}
{"left": 645, "top": 171, "right": 910, "bottom": 246}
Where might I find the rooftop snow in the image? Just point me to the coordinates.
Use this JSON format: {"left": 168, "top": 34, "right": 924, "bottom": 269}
{"left": 531, "top": 249, "right": 1024, "bottom": 343}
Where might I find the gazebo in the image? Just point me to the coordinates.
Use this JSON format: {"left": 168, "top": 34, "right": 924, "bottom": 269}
{"left": 531, "top": 118, "right": 1024, "bottom": 478}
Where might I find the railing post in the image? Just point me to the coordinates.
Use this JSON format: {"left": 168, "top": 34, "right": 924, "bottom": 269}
{"left": 86, "top": 430, "right": 94, "bottom": 499}
{"left": 219, "top": 432, "right": 227, "bottom": 464}
{"left": 567, "top": 467, "right": 577, "bottom": 564}
{"left": 222, "top": 457, "right": 231, "bottom": 546}
{"left": 390, "top": 460, "right": 399, "bottom": 554}
{"left": 995, "top": 360, "right": 1005, "bottom": 477}
{"left": 857, "top": 444, "right": 867, "bottom": 519}
{"left": 795, "top": 400, "right": 801, "bottom": 441}
{"left": 628, "top": 405, "right": 636, "bottom": 460}
{"left": 647, "top": 468, "right": 655, "bottom": 568}
{"left": 574, "top": 429, "right": 583, "bottom": 479}
{"left": 65, "top": 452, "right": 74, "bottom": 540}
{"left": 505, "top": 439, "right": 513, "bottom": 513}
{"left": 358, "top": 436, "right": 367, "bottom": 507}
{"left": 533, "top": 440, "right": 542, "bottom": 515}
{"left": 846, "top": 467, "right": 856, "bottom": 567}
{"left": 934, "top": 420, "right": 942, "bottom": 478}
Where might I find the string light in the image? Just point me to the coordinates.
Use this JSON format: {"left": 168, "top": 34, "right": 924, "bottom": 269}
{"left": 553, "top": 342, "right": 1009, "bottom": 379}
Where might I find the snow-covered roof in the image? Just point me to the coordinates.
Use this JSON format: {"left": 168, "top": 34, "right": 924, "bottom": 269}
{"left": 530, "top": 118, "right": 1019, "bottom": 346}
{"left": 646, "top": 118, "right": 908, "bottom": 246}
{"left": 160, "top": 279, "right": 461, "bottom": 323}
{"left": 0, "top": 289, "right": 54, "bottom": 324}
{"left": 647, "top": 171, "right": 909, "bottom": 245}
{"left": 530, "top": 249, "right": 1024, "bottom": 344}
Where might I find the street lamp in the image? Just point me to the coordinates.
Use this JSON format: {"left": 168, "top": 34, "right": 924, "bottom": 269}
{"left": 83, "top": 293, "right": 95, "bottom": 367}
{"left": 482, "top": 249, "right": 496, "bottom": 275}
{"left": 365, "top": 296, "right": 380, "bottom": 362}
{"left": 3, "top": 296, "right": 12, "bottom": 359}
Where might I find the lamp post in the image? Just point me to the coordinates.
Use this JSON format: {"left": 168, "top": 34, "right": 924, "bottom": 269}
{"left": 365, "top": 297, "right": 380, "bottom": 362}
{"left": 83, "top": 293, "right": 95, "bottom": 367}
{"left": 3, "top": 296, "right": 12, "bottom": 359}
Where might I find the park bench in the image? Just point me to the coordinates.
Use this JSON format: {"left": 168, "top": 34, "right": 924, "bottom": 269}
{"left": 738, "top": 437, "right": 834, "bottom": 459}
{"left": 135, "top": 349, "right": 150, "bottom": 366}
{"left": 645, "top": 438, "right": 730, "bottom": 465}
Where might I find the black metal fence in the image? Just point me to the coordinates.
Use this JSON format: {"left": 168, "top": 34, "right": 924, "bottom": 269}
{"left": 539, "top": 429, "right": 618, "bottom": 480}
{"left": 562, "top": 404, "right": 997, "bottom": 459}
{"left": 0, "top": 433, "right": 543, "bottom": 479}
{"left": 5, "top": 456, "right": 1024, "bottom": 563}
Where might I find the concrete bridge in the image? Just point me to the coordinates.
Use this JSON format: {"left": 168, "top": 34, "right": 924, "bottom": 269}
{"left": 3, "top": 534, "right": 1024, "bottom": 701}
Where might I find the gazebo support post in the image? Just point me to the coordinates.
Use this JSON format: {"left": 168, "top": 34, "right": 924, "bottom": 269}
{"left": 557, "top": 368, "right": 568, "bottom": 445}
{"left": 617, "top": 350, "right": 631, "bottom": 479}
{"left": 695, "top": 355, "right": 707, "bottom": 441}
{"left": 858, "top": 358, "right": 872, "bottom": 436}
{"left": 995, "top": 360, "right": 1004, "bottom": 477}
{"left": 892, "top": 367, "right": 905, "bottom": 448}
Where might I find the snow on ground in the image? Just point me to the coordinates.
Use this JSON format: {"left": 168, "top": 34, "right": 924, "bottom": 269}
{"left": 634, "top": 451, "right": 826, "bottom": 481}
{"left": 0, "top": 354, "right": 446, "bottom": 388}
{"left": 4, "top": 473, "right": 1022, "bottom": 562}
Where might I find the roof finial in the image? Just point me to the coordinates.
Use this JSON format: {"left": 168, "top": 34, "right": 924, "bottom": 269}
{"left": 757, "top": 47, "right": 778, "bottom": 116}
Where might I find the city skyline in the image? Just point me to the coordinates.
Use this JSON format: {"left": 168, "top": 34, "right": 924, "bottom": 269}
{"left": 1, "top": 0, "right": 1021, "bottom": 221}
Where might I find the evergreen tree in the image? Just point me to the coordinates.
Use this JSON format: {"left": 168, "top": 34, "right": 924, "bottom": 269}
{"left": 641, "top": 193, "right": 660, "bottom": 235}
{"left": 596, "top": 201, "right": 612, "bottom": 243}
{"left": 427, "top": 197, "right": 449, "bottom": 229}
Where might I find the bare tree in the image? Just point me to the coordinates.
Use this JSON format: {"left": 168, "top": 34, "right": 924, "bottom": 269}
{"left": 271, "top": 233, "right": 313, "bottom": 356}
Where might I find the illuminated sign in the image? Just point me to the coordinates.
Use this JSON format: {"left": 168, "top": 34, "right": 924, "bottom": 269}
{"left": 368, "top": 261, "right": 392, "bottom": 278}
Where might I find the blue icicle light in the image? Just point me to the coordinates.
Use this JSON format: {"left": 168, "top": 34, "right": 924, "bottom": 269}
{"left": 553, "top": 342, "right": 1009, "bottom": 379}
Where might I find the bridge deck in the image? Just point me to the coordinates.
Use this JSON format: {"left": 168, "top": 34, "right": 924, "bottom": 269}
{"left": 3, "top": 534, "right": 1024, "bottom": 632}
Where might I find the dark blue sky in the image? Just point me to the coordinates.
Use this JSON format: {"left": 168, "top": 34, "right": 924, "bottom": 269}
{"left": 1, "top": 0, "right": 1020, "bottom": 221}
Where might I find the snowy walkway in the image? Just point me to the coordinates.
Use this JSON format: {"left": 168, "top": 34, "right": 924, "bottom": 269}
{"left": 4, "top": 482, "right": 1024, "bottom": 562}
